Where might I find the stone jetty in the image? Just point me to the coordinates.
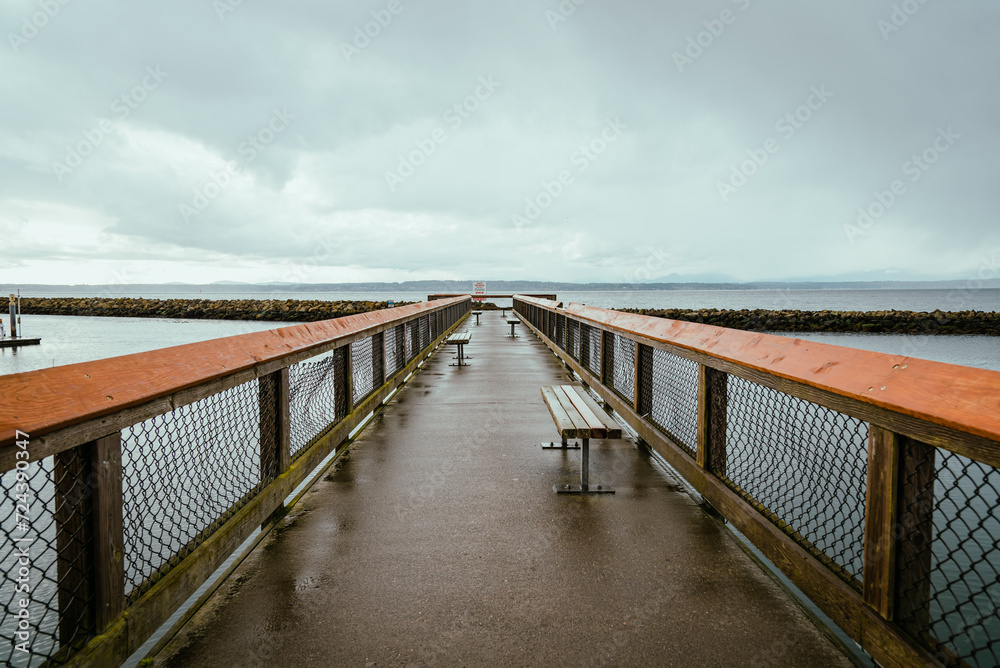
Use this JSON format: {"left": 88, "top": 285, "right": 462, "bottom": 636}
{"left": 621, "top": 307, "right": 1000, "bottom": 335}
{"left": 19, "top": 297, "right": 499, "bottom": 321}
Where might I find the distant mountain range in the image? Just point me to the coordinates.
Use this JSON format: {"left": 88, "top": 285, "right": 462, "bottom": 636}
{"left": 5, "top": 278, "right": 1000, "bottom": 293}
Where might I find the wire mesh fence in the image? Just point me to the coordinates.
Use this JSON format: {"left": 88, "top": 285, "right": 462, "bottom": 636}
{"left": 121, "top": 378, "right": 273, "bottom": 605}
{"left": 418, "top": 315, "right": 429, "bottom": 351}
{"left": 610, "top": 333, "right": 635, "bottom": 407}
{"left": 1, "top": 455, "right": 79, "bottom": 667}
{"left": 386, "top": 324, "right": 404, "bottom": 377}
{"left": 567, "top": 319, "right": 580, "bottom": 361}
{"left": 289, "top": 352, "right": 343, "bottom": 459}
{"left": 896, "top": 447, "right": 1000, "bottom": 666}
{"left": 405, "top": 321, "right": 416, "bottom": 362}
{"left": 352, "top": 336, "right": 375, "bottom": 406}
{"left": 643, "top": 347, "right": 699, "bottom": 457}
{"left": 718, "top": 375, "right": 869, "bottom": 587}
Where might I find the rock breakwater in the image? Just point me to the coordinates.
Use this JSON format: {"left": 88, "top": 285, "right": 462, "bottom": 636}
{"left": 620, "top": 308, "right": 1000, "bottom": 335}
{"left": 20, "top": 297, "right": 416, "bottom": 322}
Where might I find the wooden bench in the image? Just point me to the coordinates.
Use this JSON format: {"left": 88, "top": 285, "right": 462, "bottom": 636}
{"left": 540, "top": 385, "right": 621, "bottom": 494}
{"left": 444, "top": 332, "right": 472, "bottom": 366}
{"left": 505, "top": 317, "right": 521, "bottom": 338}
{"left": 472, "top": 310, "right": 483, "bottom": 325}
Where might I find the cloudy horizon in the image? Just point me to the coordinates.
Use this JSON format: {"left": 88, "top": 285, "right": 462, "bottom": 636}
{"left": 2, "top": 1, "right": 999, "bottom": 286}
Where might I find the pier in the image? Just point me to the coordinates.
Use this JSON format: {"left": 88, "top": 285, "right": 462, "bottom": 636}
{"left": 1, "top": 296, "right": 998, "bottom": 667}
{"left": 2, "top": 293, "right": 40, "bottom": 348}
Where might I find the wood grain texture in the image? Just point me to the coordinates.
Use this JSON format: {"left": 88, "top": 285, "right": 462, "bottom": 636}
{"left": 0, "top": 297, "right": 470, "bottom": 451}
{"left": 863, "top": 425, "right": 900, "bottom": 619}
{"left": 540, "top": 387, "right": 580, "bottom": 438}
{"left": 697, "top": 365, "right": 710, "bottom": 469}
{"left": 514, "top": 295, "right": 1000, "bottom": 446}
{"left": 636, "top": 343, "right": 653, "bottom": 418}
{"left": 541, "top": 385, "right": 623, "bottom": 440}
{"left": 91, "top": 433, "right": 124, "bottom": 632}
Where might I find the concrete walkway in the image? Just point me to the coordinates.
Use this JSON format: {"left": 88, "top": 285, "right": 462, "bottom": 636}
{"left": 156, "top": 312, "right": 853, "bottom": 667}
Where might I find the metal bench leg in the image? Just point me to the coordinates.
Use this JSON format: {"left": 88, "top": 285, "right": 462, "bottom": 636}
{"left": 449, "top": 343, "right": 470, "bottom": 367}
{"left": 555, "top": 438, "right": 614, "bottom": 494}
{"left": 541, "top": 435, "right": 580, "bottom": 449}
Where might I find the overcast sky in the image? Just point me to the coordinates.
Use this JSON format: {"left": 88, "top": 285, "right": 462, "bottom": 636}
{"left": 1, "top": 1, "right": 998, "bottom": 285}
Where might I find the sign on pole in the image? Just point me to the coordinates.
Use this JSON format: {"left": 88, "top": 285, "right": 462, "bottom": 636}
{"left": 473, "top": 281, "right": 486, "bottom": 302}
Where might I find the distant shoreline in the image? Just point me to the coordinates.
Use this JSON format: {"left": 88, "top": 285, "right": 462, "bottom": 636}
{"left": 5, "top": 279, "right": 1000, "bottom": 294}
{"left": 17, "top": 297, "right": 999, "bottom": 335}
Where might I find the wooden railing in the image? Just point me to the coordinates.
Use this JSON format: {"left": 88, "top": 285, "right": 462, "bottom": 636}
{"left": 514, "top": 295, "right": 1000, "bottom": 668}
{"left": 0, "top": 297, "right": 471, "bottom": 667}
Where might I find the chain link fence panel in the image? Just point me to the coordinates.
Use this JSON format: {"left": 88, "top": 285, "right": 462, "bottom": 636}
{"left": 718, "top": 375, "right": 869, "bottom": 588}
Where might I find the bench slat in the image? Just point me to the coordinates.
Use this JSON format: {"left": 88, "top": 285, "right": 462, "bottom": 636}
{"left": 540, "top": 385, "right": 623, "bottom": 440}
{"left": 576, "top": 388, "right": 622, "bottom": 439}
{"left": 563, "top": 387, "right": 617, "bottom": 439}
{"left": 551, "top": 386, "right": 594, "bottom": 437}
{"left": 541, "top": 386, "right": 583, "bottom": 438}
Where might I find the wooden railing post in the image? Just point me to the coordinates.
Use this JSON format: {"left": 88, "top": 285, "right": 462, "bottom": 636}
{"left": 259, "top": 369, "right": 290, "bottom": 527}
{"left": 635, "top": 342, "right": 652, "bottom": 416}
{"left": 862, "top": 425, "right": 900, "bottom": 619}
{"left": 895, "top": 436, "right": 936, "bottom": 637}
{"left": 373, "top": 332, "right": 385, "bottom": 389}
{"left": 91, "top": 433, "right": 124, "bottom": 632}
{"left": 54, "top": 432, "right": 124, "bottom": 648}
{"left": 863, "top": 426, "right": 936, "bottom": 630}
{"left": 696, "top": 365, "right": 727, "bottom": 473}
{"left": 344, "top": 344, "right": 355, "bottom": 413}
{"left": 601, "top": 330, "right": 613, "bottom": 387}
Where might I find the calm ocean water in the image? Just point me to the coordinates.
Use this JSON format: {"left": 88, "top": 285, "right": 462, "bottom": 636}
{"left": 2, "top": 289, "right": 997, "bottom": 375}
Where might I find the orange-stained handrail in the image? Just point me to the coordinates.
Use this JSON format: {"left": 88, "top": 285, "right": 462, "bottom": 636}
{"left": 0, "top": 297, "right": 469, "bottom": 449}
{"left": 515, "top": 295, "right": 1000, "bottom": 444}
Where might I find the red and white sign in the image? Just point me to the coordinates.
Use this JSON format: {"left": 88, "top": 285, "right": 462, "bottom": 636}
{"left": 473, "top": 281, "right": 486, "bottom": 302}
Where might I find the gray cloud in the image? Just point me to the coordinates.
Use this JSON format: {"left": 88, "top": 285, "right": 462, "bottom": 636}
{"left": 2, "top": 0, "right": 998, "bottom": 284}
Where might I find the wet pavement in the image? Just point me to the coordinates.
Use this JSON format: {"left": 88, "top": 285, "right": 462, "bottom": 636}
{"left": 155, "top": 312, "right": 853, "bottom": 667}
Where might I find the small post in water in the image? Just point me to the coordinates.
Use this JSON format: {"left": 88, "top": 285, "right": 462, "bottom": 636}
{"left": 9, "top": 294, "right": 17, "bottom": 338}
